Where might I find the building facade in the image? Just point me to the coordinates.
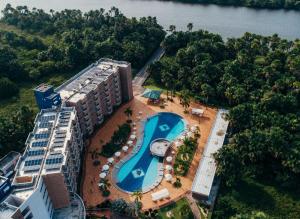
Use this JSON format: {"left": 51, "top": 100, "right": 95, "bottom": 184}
{"left": 34, "top": 84, "right": 62, "bottom": 110}
{"left": 56, "top": 58, "right": 133, "bottom": 136}
{"left": 0, "top": 107, "right": 85, "bottom": 219}
{"left": 0, "top": 151, "right": 21, "bottom": 177}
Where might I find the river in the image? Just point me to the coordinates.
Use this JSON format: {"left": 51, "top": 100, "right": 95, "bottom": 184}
{"left": 1, "top": 0, "right": 300, "bottom": 40}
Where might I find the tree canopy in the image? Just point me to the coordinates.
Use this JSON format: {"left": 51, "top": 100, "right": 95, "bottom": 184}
{"left": 149, "top": 30, "right": 300, "bottom": 188}
{"left": 0, "top": 4, "right": 165, "bottom": 99}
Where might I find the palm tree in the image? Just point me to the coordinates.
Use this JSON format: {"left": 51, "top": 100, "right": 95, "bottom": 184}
{"left": 124, "top": 107, "right": 133, "bottom": 121}
{"left": 179, "top": 90, "right": 191, "bottom": 113}
{"left": 131, "top": 190, "right": 143, "bottom": 202}
{"left": 99, "top": 178, "right": 111, "bottom": 191}
{"left": 187, "top": 22, "right": 193, "bottom": 31}
{"left": 168, "top": 24, "right": 176, "bottom": 33}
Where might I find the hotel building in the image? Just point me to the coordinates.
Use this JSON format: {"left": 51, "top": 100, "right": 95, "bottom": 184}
{"left": 56, "top": 58, "right": 133, "bottom": 136}
{"left": 0, "top": 107, "right": 85, "bottom": 219}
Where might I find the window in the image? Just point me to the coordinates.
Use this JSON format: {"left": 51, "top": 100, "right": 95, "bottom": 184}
{"left": 21, "top": 206, "right": 30, "bottom": 217}
{"left": 39, "top": 182, "right": 44, "bottom": 193}
{"left": 25, "top": 213, "right": 33, "bottom": 219}
{"left": 43, "top": 188, "right": 47, "bottom": 200}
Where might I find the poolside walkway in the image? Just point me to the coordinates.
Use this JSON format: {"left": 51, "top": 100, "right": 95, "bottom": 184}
{"left": 81, "top": 93, "right": 217, "bottom": 210}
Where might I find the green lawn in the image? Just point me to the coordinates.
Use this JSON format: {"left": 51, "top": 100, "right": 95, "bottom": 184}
{"left": 213, "top": 178, "right": 300, "bottom": 219}
{"left": 158, "top": 198, "right": 193, "bottom": 219}
{"left": 0, "top": 72, "right": 74, "bottom": 116}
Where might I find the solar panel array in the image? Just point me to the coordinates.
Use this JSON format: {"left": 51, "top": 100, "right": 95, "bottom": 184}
{"left": 34, "top": 132, "right": 50, "bottom": 139}
{"left": 24, "top": 159, "right": 43, "bottom": 166}
{"left": 28, "top": 149, "right": 45, "bottom": 157}
{"left": 32, "top": 141, "right": 48, "bottom": 147}
{"left": 44, "top": 154, "right": 64, "bottom": 170}
{"left": 40, "top": 115, "right": 56, "bottom": 122}
{"left": 39, "top": 122, "right": 53, "bottom": 128}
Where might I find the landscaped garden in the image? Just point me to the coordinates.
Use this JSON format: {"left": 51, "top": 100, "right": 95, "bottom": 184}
{"left": 100, "top": 123, "right": 131, "bottom": 157}
{"left": 174, "top": 137, "right": 198, "bottom": 176}
{"left": 157, "top": 198, "right": 193, "bottom": 219}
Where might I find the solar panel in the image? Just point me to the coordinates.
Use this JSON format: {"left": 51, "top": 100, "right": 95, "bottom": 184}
{"left": 55, "top": 133, "right": 66, "bottom": 138}
{"left": 24, "top": 159, "right": 43, "bottom": 166}
{"left": 55, "top": 130, "right": 67, "bottom": 134}
{"left": 51, "top": 143, "right": 64, "bottom": 148}
{"left": 34, "top": 133, "right": 50, "bottom": 139}
{"left": 45, "top": 157, "right": 63, "bottom": 165}
{"left": 40, "top": 115, "right": 56, "bottom": 122}
{"left": 39, "top": 122, "right": 53, "bottom": 128}
{"left": 32, "top": 141, "right": 48, "bottom": 147}
{"left": 28, "top": 150, "right": 45, "bottom": 156}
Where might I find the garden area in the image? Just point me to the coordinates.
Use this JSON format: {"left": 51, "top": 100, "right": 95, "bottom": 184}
{"left": 100, "top": 123, "right": 131, "bottom": 157}
{"left": 158, "top": 198, "right": 193, "bottom": 219}
{"left": 173, "top": 137, "right": 198, "bottom": 176}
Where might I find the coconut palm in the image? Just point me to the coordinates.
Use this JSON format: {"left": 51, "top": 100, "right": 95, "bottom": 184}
{"left": 124, "top": 107, "right": 133, "bottom": 120}
{"left": 99, "top": 178, "right": 111, "bottom": 191}
{"left": 131, "top": 190, "right": 143, "bottom": 202}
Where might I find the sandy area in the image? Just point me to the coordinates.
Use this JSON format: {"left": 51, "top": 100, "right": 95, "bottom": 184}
{"left": 81, "top": 93, "right": 217, "bottom": 211}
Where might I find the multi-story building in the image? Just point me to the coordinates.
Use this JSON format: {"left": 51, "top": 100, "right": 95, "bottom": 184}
{"left": 55, "top": 58, "right": 133, "bottom": 136}
{"left": 34, "top": 84, "right": 62, "bottom": 110}
{"left": 0, "top": 151, "right": 21, "bottom": 177}
{"left": 0, "top": 107, "right": 85, "bottom": 219}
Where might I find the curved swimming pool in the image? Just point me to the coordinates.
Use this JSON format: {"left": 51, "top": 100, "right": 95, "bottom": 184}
{"left": 115, "top": 112, "right": 185, "bottom": 193}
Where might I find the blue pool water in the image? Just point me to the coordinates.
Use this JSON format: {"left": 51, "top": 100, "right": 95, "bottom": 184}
{"left": 115, "top": 112, "right": 185, "bottom": 193}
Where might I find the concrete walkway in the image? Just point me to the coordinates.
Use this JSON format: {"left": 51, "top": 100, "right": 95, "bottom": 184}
{"left": 186, "top": 193, "right": 202, "bottom": 219}
{"left": 132, "top": 46, "right": 165, "bottom": 92}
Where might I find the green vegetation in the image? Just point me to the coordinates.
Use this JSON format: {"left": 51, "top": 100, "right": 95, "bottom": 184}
{"left": 0, "top": 4, "right": 165, "bottom": 110}
{"left": 174, "top": 137, "right": 198, "bottom": 176}
{"left": 158, "top": 198, "right": 193, "bottom": 219}
{"left": 0, "top": 4, "right": 165, "bottom": 157}
{"left": 160, "top": 0, "right": 300, "bottom": 10}
{"left": 147, "top": 29, "right": 300, "bottom": 216}
{"left": 213, "top": 178, "right": 300, "bottom": 218}
{"left": 100, "top": 123, "right": 131, "bottom": 157}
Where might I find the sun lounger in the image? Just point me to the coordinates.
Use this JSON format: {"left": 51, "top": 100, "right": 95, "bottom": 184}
{"left": 151, "top": 188, "right": 170, "bottom": 201}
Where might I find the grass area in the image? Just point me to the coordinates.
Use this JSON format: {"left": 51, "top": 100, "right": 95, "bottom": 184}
{"left": 158, "top": 198, "right": 193, "bottom": 219}
{"left": 213, "top": 178, "right": 300, "bottom": 219}
{"left": 0, "top": 71, "right": 74, "bottom": 116}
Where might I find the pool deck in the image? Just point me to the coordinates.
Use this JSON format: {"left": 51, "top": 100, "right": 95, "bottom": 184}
{"left": 81, "top": 94, "right": 217, "bottom": 211}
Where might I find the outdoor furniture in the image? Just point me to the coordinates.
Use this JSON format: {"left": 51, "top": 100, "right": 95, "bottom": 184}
{"left": 122, "top": 146, "right": 129, "bottom": 152}
{"left": 99, "top": 172, "right": 106, "bottom": 179}
{"left": 166, "top": 156, "right": 172, "bottom": 163}
{"left": 102, "top": 164, "right": 109, "bottom": 171}
{"left": 187, "top": 131, "right": 193, "bottom": 137}
{"left": 151, "top": 188, "right": 170, "bottom": 201}
{"left": 138, "top": 111, "right": 143, "bottom": 115}
{"left": 127, "top": 140, "right": 133, "bottom": 146}
{"left": 130, "top": 134, "right": 136, "bottom": 140}
{"left": 114, "top": 151, "right": 121, "bottom": 158}
{"left": 165, "top": 165, "right": 173, "bottom": 172}
{"left": 108, "top": 157, "right": 114, "bottom": 164}
{"left": 165, "top": 173, "right": 172, "bottom": 182}
{"left": 175, "top": 141, "right": 181, "bottom": 147}
{"left": 192, "top": 108, "right": 204, "bottom": 117}
{"left": 142, "top": 88, "right": 162, "bottom": 103}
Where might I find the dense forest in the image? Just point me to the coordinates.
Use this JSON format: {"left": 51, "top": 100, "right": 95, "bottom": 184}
{"left": 161, "top": 0, "right": 300, "bottom": 10}
{"left": 0, "top": 4, "right": 165, "bottom": 157}
{"left": 147, "top": 29, "right": 300, "bottom": 217}
{"left": 0, "top": 4, "right": 165, "bottom": 100}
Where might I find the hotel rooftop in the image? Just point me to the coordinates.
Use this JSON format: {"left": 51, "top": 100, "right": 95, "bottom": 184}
{"left": 13, "top": 107, "right": 77, "bottom": 191}
{"left": 56, "top": 58, "right": 130, "bottom": 103}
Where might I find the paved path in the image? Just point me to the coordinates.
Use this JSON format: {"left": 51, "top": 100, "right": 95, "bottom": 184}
{"left": 186, "top": 193, "right": 202, "bottom": 219}
{"left": 132, "top": 46, "right": 165, "bottom": 94}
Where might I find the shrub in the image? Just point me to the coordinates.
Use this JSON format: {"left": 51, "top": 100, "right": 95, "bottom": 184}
{"left": 0, "top": 77, "right": 19, "bottom": 99}
{"left": 96, "top": 200, "right": 111, "bottom": 209}
{"left": 101, "top": 123, "right": 131, "bottom": 157}
{"left": 102, "top": 190, "right": 111, "bottom": 197}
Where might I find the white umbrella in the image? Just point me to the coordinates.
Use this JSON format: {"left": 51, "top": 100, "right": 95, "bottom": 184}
{"left": 171, "top": 151, "right": 176, "bottom": 155}
{"left": 99, "top": 172, "right": 107, "bottom": 179}
{"left": 130, "top": 134, "right": 136, "bottom": 140}
{"left": 108, "top": 157, "right": 114, "bottom": 163}
{"left": 102, "top": 164, "right": 109, "bottom": 171}
{"left": 132, "top": 131, "right": 137, "bottom": 135}
{"left": 165, "top": 173, "right": 172, "bottom": 181}
{"left": 122, "top": 146, "right": 129, "bottom": 152}
{"left": 191, "top": 126, "right": 197, "bottom": 132}
{"left": 115, "top": 151, "right": 121, "bottom": 157}
{"left": 175, "top": 141, "right": 181, "bottom": 147}
{"left": 127, "top": 140, "right": 133, "bottom": 146}
{"left": 133, "top": 127, "right": 137, "bottom": 131}
{"left": 166, "top": 156, "right": 173, "bottom": 163}
{"left": 165, "top": 165, "right": 173, "bottom": 171}
{"left": 132, "top": 122, "right": 136, "bottom": 126}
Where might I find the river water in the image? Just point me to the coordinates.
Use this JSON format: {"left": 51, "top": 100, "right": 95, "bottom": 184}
{"left": 1, "top": 0, "right": 299, "bottom": 40}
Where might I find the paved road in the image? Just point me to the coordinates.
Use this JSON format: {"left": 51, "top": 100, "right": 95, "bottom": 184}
{"left": 132, "top": 46, "right": 165, "bottom": 88}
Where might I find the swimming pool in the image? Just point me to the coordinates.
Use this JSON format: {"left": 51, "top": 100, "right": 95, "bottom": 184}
{"left": 114, "top": 112, "right": 185, "bottom": 193}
